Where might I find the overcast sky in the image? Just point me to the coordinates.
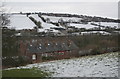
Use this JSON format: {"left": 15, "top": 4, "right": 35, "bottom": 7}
{"left": 0, "top": 0, "right": 119, "bottom": 19}
{"left": 2, "top": 0, "right": 120, "bottom": 2}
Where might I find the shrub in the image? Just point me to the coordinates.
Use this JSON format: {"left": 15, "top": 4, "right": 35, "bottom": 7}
{"left": 2, "top": 56, "right": 31, "bottom": 67}
{"left": 91, "top": 48, "right": 101, "bottom": 55}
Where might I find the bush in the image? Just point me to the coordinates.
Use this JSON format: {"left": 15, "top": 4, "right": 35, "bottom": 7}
{"left": 2, "top": 68, "right": 50, "bottom": 77}
{"left": 2, "top": 56, "right": 31, "bottom": 67}
{"left": 29, "top": 16, "right": 42, "bottom": 28}
{"left": 91, "top": 48, "right": 101, "bottom": 55}
{"left": 42, "top": 56, "right": 55, "bottom": 61}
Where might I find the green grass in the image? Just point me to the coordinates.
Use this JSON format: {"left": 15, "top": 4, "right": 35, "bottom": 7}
{"left": 2, "top": 68, "right": 50, "bottom": 77}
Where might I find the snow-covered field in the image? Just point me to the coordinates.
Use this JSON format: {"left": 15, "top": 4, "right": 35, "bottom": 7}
{"left": 29, "top": 14, "right": 58, "bottom": 29}
{"left": 93, "top": 22, "right": 119, "bottom": 28}
{"left": 69, "top": 23, "right": 98, "bottom": 29}
{"left": 7, "top": 14, "right": 119, "bottom": 30}
{"left": 8, "top": 14, "right": 36, "bottom": 30}
{"left": 42, "top": 15, "right": 119, "bottom": 29}
{"left": 7, "top": 52, "right": 119, "bottom": 77}
{"left": 29, "top": 14, "right": 64, "bottom": 33}
{"left": 43, "top": 15, "right": 82, "bottom": 23}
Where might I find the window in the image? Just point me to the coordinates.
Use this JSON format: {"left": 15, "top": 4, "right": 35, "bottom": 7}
{"left": 39, "top": 47, "right": 41, "bottom": 49}
{"left": 32, "top": 54, "right": 36, "bottom": 60}
{"left": 45, "top": 53, "right": 48, "bottom": 57}
{"left": 48, "top": 43, "right": 50, "bottom": 45}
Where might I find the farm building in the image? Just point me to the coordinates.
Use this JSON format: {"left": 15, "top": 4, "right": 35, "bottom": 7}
{"left": 18, "top": 37, "right": 79, "bottom": 63}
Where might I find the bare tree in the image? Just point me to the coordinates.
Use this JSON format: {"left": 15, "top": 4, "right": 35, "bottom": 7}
{"left": 0, "top": 1, "right": 10, "bottom": 27}
{"left": 0, "top": 1, "right": 3, "bottom": 78}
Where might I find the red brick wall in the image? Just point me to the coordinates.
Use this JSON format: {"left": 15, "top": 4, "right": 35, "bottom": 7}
{"left": 19, "top": 41, "right": 27, "bottom": 56}
{"left": 18, "top": 38, "right": 79, "bottom": 63}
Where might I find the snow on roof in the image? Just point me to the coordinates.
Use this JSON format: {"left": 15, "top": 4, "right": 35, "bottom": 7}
{"left": 8, "top": 14, "right": 36, "bottom": 30}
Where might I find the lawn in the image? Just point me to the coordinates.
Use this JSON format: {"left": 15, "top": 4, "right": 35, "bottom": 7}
{"left": 2, "top": 67, "right": 50, "bottom": 77}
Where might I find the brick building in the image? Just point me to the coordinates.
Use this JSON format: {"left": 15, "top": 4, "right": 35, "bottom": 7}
{"left": 18, "top": 37, "right": 79, "bottom": 63}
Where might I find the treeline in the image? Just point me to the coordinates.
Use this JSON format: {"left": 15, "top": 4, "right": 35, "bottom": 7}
{"left": 2, "top": 28, "right": 19, "bottom": 57}
{"left": 2, "top": 28, "right": 31, "bottom": 68}
{"left": 29, "top": 16, "right": 42, "bottom": 28}
{"left": 70, "top": 35, "right": 119, "bottom": 54}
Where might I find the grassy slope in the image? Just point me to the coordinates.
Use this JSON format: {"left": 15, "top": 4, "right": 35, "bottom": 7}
{"left": 2, "top": 68, "right": 50, "bottom": 77}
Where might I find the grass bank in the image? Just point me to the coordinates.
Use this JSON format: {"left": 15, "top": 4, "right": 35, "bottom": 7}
{"left": 2, "top": 67, "right": 50, "bottom": 77}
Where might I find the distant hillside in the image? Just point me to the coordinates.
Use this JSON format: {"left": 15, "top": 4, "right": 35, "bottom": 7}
{"left": 3, "top": 12, "right": 120, "bottom": 36}
{"left": 12, "top": 12, "right": 120, "bottom": 23}
{"left": 39, "top": 12, "right": 120, "bottom": 23}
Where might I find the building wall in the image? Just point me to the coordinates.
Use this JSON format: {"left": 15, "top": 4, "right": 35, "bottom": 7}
{"left": 23, "top": 52, "right": 42, "bottom": 63}
{"left": 19, "top": 41, "right": 27, "bottom": 56}
{"left": 18, "top": 37, "right": 79, "bottom": 63}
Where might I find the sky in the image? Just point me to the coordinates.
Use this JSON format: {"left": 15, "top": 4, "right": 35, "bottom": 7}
{"left": 1, "top": 0, "right": 120, "bottom": 2}
{"left": 0, "top": 0, "right": 119, "bottom": 19}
